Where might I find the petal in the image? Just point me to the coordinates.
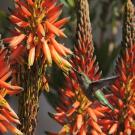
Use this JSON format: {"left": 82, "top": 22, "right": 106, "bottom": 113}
{"left": 51, "top": 38, "right": 66, "bottom": 56}
{"left": 28, "top": 46, "right": 35, "bottom": 66}
{"left": 41, "top": 38, "right": 52, "bottom": 66}
{"left": 2, "top": 121, "right": 23, "bottom": 135}
{"left": 0, "top": 122, "right": 7, "bottom": 133}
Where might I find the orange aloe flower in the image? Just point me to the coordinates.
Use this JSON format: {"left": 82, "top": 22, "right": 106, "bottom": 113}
{"left": 47, "top": 0, "right": 113, "bottom": 134}
{"left": 0, "top": 48, "right": 23, "bottom": 95}
{"left": 4, "top": 0, "right": 72, "bottom": 72}
{"left": 0, "top": 48, "right": 23, "bottom": 134}
{"left": 97, "top": 1, "right": 135, "bottom": 134}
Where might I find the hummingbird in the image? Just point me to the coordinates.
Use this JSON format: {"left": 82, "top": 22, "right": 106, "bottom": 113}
{"left": 72, "top": 68, "right": 119, "bottom": 110}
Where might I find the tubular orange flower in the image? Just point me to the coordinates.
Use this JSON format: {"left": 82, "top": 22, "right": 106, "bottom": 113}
{"left": 0, "top": 49, "right": 23, "bottom": 94}
{"left": 41, "top": 38, "right": 52, "bottom": 66}
{"left": 4, "top": 0, "right": 72, "bottom": 72}
{"left": 0, "top": 47, "right": 23, "bottom": 134}
{"left": 2, "top": 121, "right": 23, "bottom": 135}
{"left": 96, "top": 0, "right": 135, "bottom": 134}
{"left": 4, "top": 34, "right": 26, "bottom": 48}
{"left": 28, "top": 46, "right": 35, "bottom": 66}
{"left": 46, "top": 0, "right": 135, "bottom": 134}
{"left": 9, "top": 45, "right": 26, "bottom": 64}
{"left": 5, "top": 1, "right": 72, "bottom": 134}
{"left": 47, "top": 0, "right": 113, "bottom": 134}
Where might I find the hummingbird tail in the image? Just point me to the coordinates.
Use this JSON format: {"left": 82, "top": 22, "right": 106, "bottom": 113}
{"left": 95, "top": 90, "right": 114, "bottom": 111}
{"left": 106, "top": 102, "right": 114, "bottom": 111}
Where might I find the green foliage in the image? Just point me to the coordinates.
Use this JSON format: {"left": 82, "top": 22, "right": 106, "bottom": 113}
{"left": 60, "top": 0, "right": 75, "bottom": 7}
{"left": 0, "top": 10, "right": 8, "bottom": 34}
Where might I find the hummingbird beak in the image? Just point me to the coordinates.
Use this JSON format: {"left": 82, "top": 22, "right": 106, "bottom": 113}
{"left": 71, "top": 68, "right": 83, "bottom": 82}
{"left": 62, "top": 69, "right": 70, "bottom": 76}
{"left": 63, "top": 67, "right": 79, "bottom": 77}
{"left": 72, "top": 67, "right": 80, "bottom": 74}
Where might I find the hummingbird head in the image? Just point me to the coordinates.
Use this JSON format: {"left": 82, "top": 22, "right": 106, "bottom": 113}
{"left": 72, "top": 68, "right": 91, "bottom": 90}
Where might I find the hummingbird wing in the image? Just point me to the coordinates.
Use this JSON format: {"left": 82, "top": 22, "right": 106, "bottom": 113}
{"left": 89, "top": 75, "right": 119, "bottom": 91}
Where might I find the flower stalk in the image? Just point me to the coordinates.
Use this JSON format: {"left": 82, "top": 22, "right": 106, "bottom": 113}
{"left": 4, "top": 0, "right": 72, "bottom": 72}
{"left": 4, "top": 0, "right": 72, "bottom": 134}
{"left": 47, "top": 0, "right": 111, "bottom": 134}
{"left": 18, "top": 62, "right": 45, "bottom": 134}
{"left": 94, "top": 0, "right": 135, "bottom": 134}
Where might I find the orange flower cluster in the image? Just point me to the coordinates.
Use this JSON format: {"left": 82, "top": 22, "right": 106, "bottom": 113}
{"left": 47, "top": 0, "right": 135, "bottom": 135}
{"left": 106, "top": 44, "right": 135, "bottom": 134}
{"left": 94, "top": 46, "right": 135, "bottom": 134}
{"left": 47, "top": 80, "right": 108, "bottom": 135}
{"left": 4, "top": 0, "right": 72, "bottom": 72}
{"left": 97, "top": 1, "right": 135, "bottom": 134}
{"left": 0, "top": 48, "right": 23, "bottom": 134}
{"left": 46, "top": 44, "right": 115, "bottom": 134}
{"left": 46, "top": 0, "right": 113, "bottom": 132}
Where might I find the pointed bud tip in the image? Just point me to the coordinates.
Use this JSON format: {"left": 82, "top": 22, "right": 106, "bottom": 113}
{"left": 48, "top": 112, "right": 54, "bottom": 118}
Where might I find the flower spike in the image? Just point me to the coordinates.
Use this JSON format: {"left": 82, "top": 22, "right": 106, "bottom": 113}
{"left": 4, "top": 0, "right": 72, "bottom": 71}
{"left": 98, "top": 0, "right": 135, "bottom": 134}
{"left": 0, "top": 39, "right": 23, "bottom": 134}
{"left": 47, "top": 0, "right": 114, "bottom": 134}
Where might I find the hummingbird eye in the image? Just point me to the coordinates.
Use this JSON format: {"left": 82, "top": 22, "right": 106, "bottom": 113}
{"left": 78, "top": 73, "right": 82, "bottom": 77}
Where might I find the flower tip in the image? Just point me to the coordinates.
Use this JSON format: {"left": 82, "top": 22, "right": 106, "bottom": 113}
{"left": 48, "top": 112, "right": 54, "bottom": 118}
{"left": 108, "top": 123, "right": 118, "bottom": 134}
{"left": 44, "top": 131, "right": 49, "bottom": 135}
{"left": 47, "top": 63, "right": 52, "bottom": 67}
{"left": 15, "top": 129, "right": 24, "bottom": 135}
{"left": 14, "top": 119, "right": 21, "bottom": 125}
{"left": 20, "top": 87, "right": 24, "bottom": 91}
{"left": 28, "top": 46, "right": 35, "bottom": 67}
{"left": 44, "top": 131, "right": 53, "bottom": 135}
{"left": 28, "top": 62, "right": 33, "bottom": 67}
{"left": 63, "top": 71, "right": 69, "bottom": 77}
{"left": 67, "top": 16, "right": 71, "bottom": 21}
